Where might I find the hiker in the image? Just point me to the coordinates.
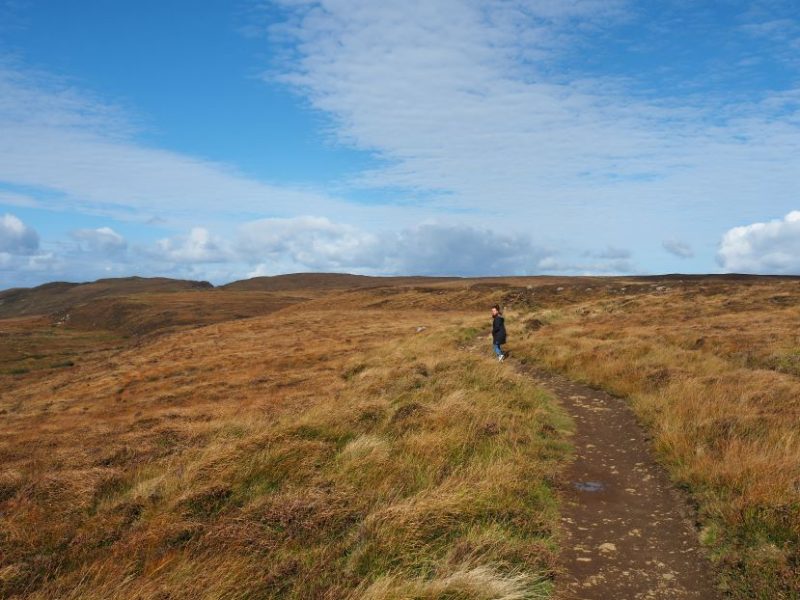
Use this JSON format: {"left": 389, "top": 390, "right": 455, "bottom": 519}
{"left": 491, "top": 304, "right": 507, "bottom": 362}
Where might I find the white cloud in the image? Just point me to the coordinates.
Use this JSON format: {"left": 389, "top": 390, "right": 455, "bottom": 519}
{"left": 662, "top": 239, "right": 694, "bottom": 259}
{"left": 156, "top": 227, "right": 232, "bottom": 264}
{"left": 0, "top": 214, "right": 70, "bottom": 287}
{"left": 273, "top": 1, "right": 650, "bottom": 200}
{"left": 239, "top": 216, "right": 380, "bottom": 271}
{"left": 1, "top": 213, "right": 638, "bottom": 287}
{"left": 239, "top": 216, "right": 551, "bottom": 276}
{"left": 387, "top": 223, "right": 546, "bottom": 276}
{"left": 3, "top": 2, "right": 800, "bottom": 284}
{"left": 72, "top": 226, "right": 127, "bottom": 255}
{"left": 267, "top": 0, "right": 800, "bottom": 247}
{"left": 0, "top": 213, "right": 39, "bottom": 254}
{"left": 0, "top": 250, "right": 63, "bottom": 287}
{"left": 0, "top": 190, "right": 40, "bottom": 208}
{"left": 0, "top": 63, "right": 390, "bottom": 226}
{"left": 717, "top": 210, "right": 800, "bottom": 274}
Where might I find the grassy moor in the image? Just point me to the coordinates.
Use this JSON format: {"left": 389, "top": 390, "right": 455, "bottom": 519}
{"left": 0, "top": 275, "right": 798, "bottom": 599}
{"left": 510, "top": 276, "right": 800, "bottom": 598}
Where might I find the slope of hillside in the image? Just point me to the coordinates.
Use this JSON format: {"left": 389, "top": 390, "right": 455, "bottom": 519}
{"left": 222, "top": 272, "right": 460, "bottom": 292}
{"left": 0, "top": 315, "right": 123, "bottom": 377}
{"left": 58, "top": 291, "right": 310, "bottom": 337}
{"left": 0, "top": 277, "right": 213, "bottom": 319}
{"left": 0, "top": 286, "right": 311, "bottom": 377}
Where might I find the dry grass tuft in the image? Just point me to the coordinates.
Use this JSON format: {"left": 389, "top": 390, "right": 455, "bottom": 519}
{"left": 356, "top": 565, "right": 548, "bottom": 600}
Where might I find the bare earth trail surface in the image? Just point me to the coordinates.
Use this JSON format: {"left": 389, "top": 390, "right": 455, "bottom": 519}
{"left": 521, "top": 365, "right": 723, "bottom": 599}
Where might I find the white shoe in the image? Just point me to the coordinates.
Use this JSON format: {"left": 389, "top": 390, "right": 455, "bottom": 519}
{"left": 498, "top": 354, "right": 505, "bottom": 362}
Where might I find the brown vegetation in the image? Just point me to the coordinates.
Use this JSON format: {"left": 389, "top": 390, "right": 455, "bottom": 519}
{"left": 1, "top": 274, "right": 798, "bottom": 598}
{"left": 0, "top": 277, "right": 213, "bottom": 319}
{"left": 509, "top": 277, "right": 800, "bottom": 598}
{"left": 0, "top": 283, "right": 569, "bottom": 599}
{"left": 59, "top": 291, "right": 309, "bottom": 337}
{"left": 221, "top": 272, "right": 460, "bottom": 292}
{"left": 0, "top": 316, "right": 122, "bottom": 377}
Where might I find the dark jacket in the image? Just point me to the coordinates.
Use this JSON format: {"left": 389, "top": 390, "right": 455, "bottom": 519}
{"left": 492, "top": 314, "right": 507, "bottom": 344}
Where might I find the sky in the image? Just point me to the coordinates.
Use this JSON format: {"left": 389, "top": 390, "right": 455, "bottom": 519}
{"left": 1, "top": 0, "right": 799, "bottom": 288}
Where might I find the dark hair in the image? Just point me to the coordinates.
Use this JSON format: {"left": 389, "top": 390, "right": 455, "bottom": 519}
{"left": 492, "top": 304, "right": 502, "bottom": 314}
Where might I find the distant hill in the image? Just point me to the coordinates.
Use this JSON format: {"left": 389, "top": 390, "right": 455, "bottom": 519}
{"left": 631, "top": 273, "right": 800, "bottom": 282}
{"left": 0, "top": 272, "right": 466, "bottom": 334}
{"left": 6, "top": 272, "right": 796, "bottom": 322}
{"left": 59, "top": 291, "right": 308, "bottom": 337}
{"left": 222, "top": 272, "right": 460, "bottom": 292}
{"left": 0, "top": 276, "right": 213, "bottom": 318}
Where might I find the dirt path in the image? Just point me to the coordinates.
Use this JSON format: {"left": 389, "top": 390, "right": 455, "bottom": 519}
{"left": 522, "top": 366, "right": 723, "bottom": 599}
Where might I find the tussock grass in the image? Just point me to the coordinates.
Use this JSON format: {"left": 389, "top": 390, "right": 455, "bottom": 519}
{"left": 355, "top": 566, "right": 548, "bottom": 600}
{"left": 511, "top": 280, "right": 800, "bottom": 598}
{"left": 0, "top": 303, "right": 569, "bottom": 599}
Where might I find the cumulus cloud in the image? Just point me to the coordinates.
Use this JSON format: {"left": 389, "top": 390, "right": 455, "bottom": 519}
{"left": 239, "top": 216, "right": 379, "bottom": 271}
{"left": 717, "top": 210, "right": 800, "bottom": 274}
{"left": 0, "top": 213, "right": 39, "bottom": 254}
{"left": 0, "top": 214, "right": 70, "bottom": 288}
{"left": 2, "top": 213, "right": 642, "bottom": 288}
{"left": 387, "top": 224, "right": 545, "bottom": 276}
{"left": 72, "top": 226, "right": 127, "bottom": 255}
{"left": 156, "top": 227, "right": 232, "bottom": 264}
{"left": 0, "top": 251, "right": 63, "bottom": 288}
{"left": 662, "top": 239, "right": 694, "bottom": 259}
{"left": 239, "top": 217, "right": 550, "bottom": 276}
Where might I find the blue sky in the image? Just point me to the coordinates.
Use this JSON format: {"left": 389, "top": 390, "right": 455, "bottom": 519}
{"left": 1, "top": 0, "right": 799, "bottom": 288}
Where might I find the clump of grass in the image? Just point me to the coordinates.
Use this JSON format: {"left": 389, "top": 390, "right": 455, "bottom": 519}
{"left": 342, "top": 361, "right": 368, "bottom": 380}
{"left": 356, "top": 565, "right": 550, "bottom": 600}
{"left": 457, "top": 326, "right": 481, "bottom": 344}
{"left": 49, "top": 360, "right": 75, "bottom": 368}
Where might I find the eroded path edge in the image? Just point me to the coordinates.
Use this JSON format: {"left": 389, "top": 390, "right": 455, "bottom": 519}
{"left": 520, "top": 365, "right": 723, "bottom": 599}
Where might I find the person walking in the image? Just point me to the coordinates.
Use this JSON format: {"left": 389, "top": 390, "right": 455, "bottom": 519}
{"left": 491, "top": 304, "right": 507, "bottom": 361}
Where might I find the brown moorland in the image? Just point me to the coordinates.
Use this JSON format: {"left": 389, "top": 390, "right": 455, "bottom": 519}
{"left": 0, "top": 289, "right": 314, "bottom": 376}
{"left": 221, "top": 272, "right": 461, "bottom": 292}
{"left": 507, "top": 275, "right": 800, "bottom": 598}
{"left": 0, "top": 274, "right": 798, "bottom": 598}
{"left": 0, "top": 279, "right": 569, "bottom": 599}
{"left": 0, "top": 277, "right": 214, "bottom": 319}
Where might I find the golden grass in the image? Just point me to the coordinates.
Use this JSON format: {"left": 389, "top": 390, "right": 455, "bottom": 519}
{"left": 0, "top": 316, "right": 122, "bottom": 376}
{"left": 6, "top": 275, "right": 796, "bottom": 598}
{"left": 355, "top": 566, "right": 547, "bottom": 600}
{"left": 58, "top": 290, "right": 311, "bottom": 336}
{"left": 0, "top": 297, "right": 570, "bottom": 599}
{"left": 510, "top": 279, "right": 800, "bottom": 598}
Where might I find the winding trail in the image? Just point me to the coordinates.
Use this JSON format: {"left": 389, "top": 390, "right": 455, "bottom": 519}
{"left": 522, "top": 366, "right": 723, "bottom": 599}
